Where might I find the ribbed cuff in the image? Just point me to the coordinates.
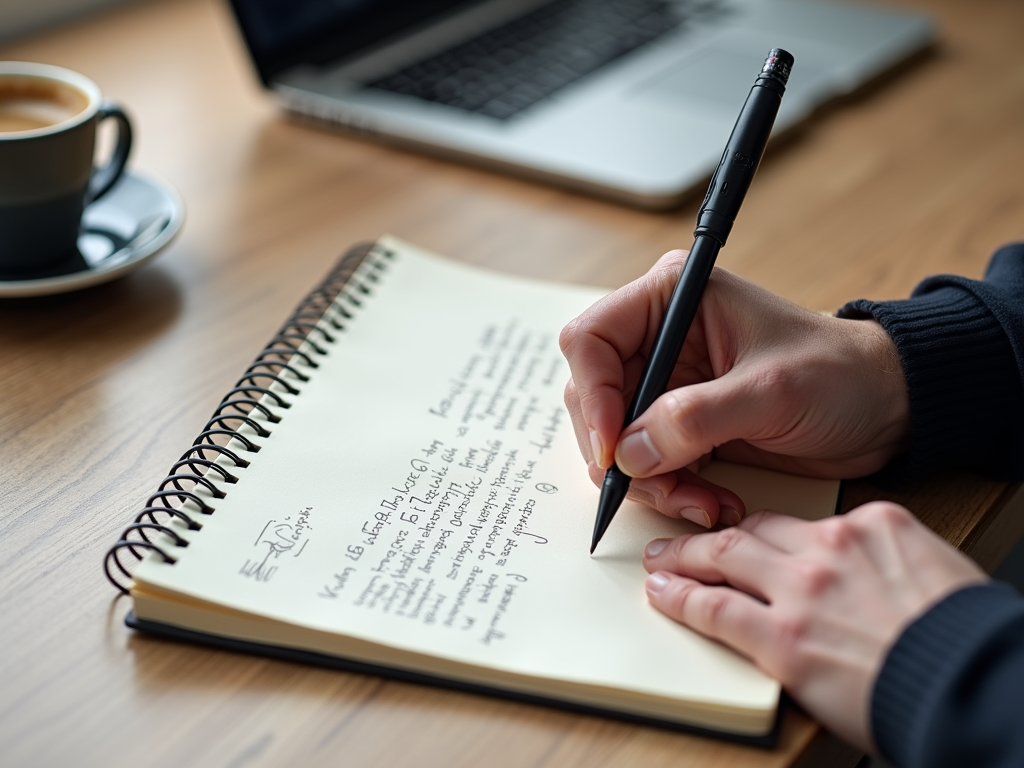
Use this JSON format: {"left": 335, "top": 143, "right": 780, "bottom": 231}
{"left": 839, "top": 286, "right": 1023, "bottom": 486}
{"left": 871, "top": 583, "right": 1024, "bottom": 768}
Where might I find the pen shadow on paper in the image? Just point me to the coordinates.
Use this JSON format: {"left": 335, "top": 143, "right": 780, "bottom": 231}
{"left": 0, "top": 266, "right": 183, "bottom": 435}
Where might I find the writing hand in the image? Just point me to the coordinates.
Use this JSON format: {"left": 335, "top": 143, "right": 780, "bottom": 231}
{"left": 560, "top": 249, "right": 912, "bottom": 527}
{"left": 642, "top": 503, "right": 987, "bottom": 750}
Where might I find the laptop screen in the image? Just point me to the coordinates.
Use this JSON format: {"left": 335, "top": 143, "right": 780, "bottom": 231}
{"left": 228, "top": 0, "right": 483, "bottom": 84}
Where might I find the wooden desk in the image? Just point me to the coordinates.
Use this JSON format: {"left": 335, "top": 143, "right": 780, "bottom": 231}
{"left": 2, "top": 1, "right": 1023, "bottom": 765}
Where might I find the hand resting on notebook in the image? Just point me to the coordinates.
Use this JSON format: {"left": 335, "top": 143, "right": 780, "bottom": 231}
{"left": 642, "top": 502, "right": 987, "bottom": 751}
{"left": 559, "top": 248, "right": 912, "bottom": 527}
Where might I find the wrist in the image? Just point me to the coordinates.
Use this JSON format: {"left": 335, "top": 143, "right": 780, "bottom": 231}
{"left": 834, "top": 316, "right": 912, "bottom": 465}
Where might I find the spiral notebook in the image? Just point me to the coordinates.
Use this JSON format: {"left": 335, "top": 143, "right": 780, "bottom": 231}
{"left": 105, "top": 235, "right": 839, "bottom": 744}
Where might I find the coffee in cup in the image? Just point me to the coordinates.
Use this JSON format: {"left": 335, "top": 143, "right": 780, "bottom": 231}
{"left": 0, "top": 75, "right": 90, "bottom": 132}
{"left": 0, "top": 62, "right": 132, "bottom": 274}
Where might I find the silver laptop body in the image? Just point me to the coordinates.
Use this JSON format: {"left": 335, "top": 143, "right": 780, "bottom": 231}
{"left": 234, "top": 0, "right": 934, "bottom": 208}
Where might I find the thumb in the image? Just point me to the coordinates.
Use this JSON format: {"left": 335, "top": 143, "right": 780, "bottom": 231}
{"left": 614, "top": 372, "right": 770, "bottom": 477}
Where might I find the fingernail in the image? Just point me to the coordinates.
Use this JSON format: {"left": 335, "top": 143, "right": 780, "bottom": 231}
{"left": 589, "top": 429, "right": 604, "bottom": 468}
{"left": 646, "top": 572, "right": 671, "bottom": 593}
{"left": 616, "top": 429, "right": 662, "bottom": 476}
{"left": 681, "top": 506, "right": 712, "bottom": 528}
{"left": 720, "top": 505, "right": 742, "bottom": 526}
{"left": 645, "top": 538, "right": 670, "bottom": 558}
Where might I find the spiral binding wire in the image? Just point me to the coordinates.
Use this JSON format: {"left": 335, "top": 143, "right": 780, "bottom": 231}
{"left": 104, "top": 242, "right": 395, "bottom": 593}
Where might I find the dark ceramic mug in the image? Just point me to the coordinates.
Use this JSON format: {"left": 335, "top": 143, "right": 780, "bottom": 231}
{"left": 0, "top": 62, "right": 132, "bottom": 274}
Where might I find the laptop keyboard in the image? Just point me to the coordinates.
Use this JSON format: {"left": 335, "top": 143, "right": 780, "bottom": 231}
{"left": 368, "top": 0, "right": 725, "bottom": 120}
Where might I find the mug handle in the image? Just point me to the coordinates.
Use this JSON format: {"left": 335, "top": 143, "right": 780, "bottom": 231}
{"left": 85, "top": 100, "right": 133, "bottom": 205}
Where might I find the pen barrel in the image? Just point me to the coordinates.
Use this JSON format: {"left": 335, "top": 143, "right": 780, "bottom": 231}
{"left": 593, "top": 50, "right": 792, "bottom": 551}
{"left": 623, "top": 236, "right": 721, "bottom": 424}
{"left": 695, "top": 53, "right": 791, "bottom": 245}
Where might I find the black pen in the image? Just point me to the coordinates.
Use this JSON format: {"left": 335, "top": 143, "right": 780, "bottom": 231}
{"left": 590, "top": 48, "right": 794, "bottom": 553}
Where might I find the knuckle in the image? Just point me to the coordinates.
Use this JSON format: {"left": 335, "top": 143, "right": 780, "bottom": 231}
{"left": 771, "top": 613, "right": 811, "bottom": 664}
{"left": 558, "top": 317, "right": 583, "bottom": 355}
{"left": 563, "top": 378, "right": 578, "bottom": 407}
{"left": 812, "top": 516, "right": 861, "bottom": 552}
{"left": 707, "top": 526, "right": 747, "bottom": 562}
{"left": 855, "top": 500, "right": 914, "bottom": 529}
{"left": 741, "top": 508, "right": 774, "bottom": 533}
{"left": 699, "top": 590, "right": 732, "bottom": 635}
{"left": 662, "top": 576, "right": 696, "bottom": 618}
{"left": 651, "top": 249, "right": 689, "bottom": 277}
{"left": 663, "top": 533, "right": 694, "bottom": 563}
{"left": 792, "top": 560, "right": 838, "bottom": 598}
{"left": 575, "top": 387, "right": 609, "bottom": 422}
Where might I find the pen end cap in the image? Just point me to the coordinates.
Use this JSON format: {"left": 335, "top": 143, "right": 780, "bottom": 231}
{"left": 762, "top": 48, "right": 794, "bottom": 86}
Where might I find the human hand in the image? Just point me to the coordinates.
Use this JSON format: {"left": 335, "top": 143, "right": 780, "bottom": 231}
{"left": 559, "top": 249, "right": 911, "bottom": 527}
{"left": 642, "top": 502, "right": 988, "bottom": 750}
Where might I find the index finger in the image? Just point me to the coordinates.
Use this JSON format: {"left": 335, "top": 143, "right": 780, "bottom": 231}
{"left": 559, "top": 250, "right": 686, "bottom": 467}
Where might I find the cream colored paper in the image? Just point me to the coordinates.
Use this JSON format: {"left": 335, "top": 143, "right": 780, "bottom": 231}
{"left": 132, "top": 236, "right": 838, "bottom": 734}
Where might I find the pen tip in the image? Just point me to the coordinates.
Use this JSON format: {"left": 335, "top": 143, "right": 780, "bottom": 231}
{"left": 591, "top": 466, "right": 629, "bottom": 555}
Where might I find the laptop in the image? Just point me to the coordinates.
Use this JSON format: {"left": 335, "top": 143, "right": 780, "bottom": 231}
{"left": 226, "top": 0, "right": 935, "bottom": 208}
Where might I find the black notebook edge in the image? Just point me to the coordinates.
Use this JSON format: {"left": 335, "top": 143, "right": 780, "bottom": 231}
{"left": 126, "top": 611, "right": 784, "bottom": 747}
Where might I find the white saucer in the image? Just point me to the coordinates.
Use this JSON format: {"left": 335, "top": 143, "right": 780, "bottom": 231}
{"left": 0, "top": 170, "right": 184, "bottom": 298}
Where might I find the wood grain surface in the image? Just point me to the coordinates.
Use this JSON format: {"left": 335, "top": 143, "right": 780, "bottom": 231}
{"left": 1, "top": 1, "right": 1023, "bottom": 766}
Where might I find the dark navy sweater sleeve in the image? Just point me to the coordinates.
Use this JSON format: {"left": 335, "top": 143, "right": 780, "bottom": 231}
{"left": 838, "top": 243, "right": 1024, "bottom": 768}
{"left": 837, "top": 242, "right": 1024, "bottom": 486}
{"left": 871, "top": 583, "right": 1024, "bottom": 768}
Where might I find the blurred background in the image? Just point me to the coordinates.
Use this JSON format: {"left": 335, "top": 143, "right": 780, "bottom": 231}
{"left": 0, "top": 0, "right": 138, "bottom": 41}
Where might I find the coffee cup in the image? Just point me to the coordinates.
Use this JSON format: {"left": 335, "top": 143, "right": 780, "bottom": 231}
{"left": 0, "top": 61, "right": 132, "bottom": 274}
